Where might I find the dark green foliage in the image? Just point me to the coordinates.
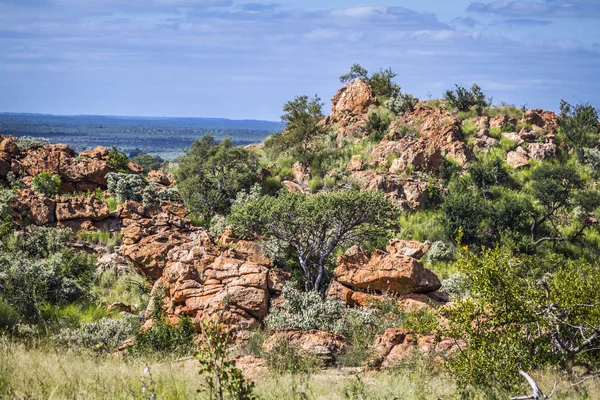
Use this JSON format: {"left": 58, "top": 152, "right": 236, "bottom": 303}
{"left": 274, "top": 95, "right": 325, "bottom": 161}
{"left": 559, "top": 100, "right": 599, "bottom": 160}
{"left": 31, "top": 172, "right": 61, "bottom": 197}
{"left": 0, "top": 229, "right": 96, "bottom": 322}
{"left": 367, "top": 68, "right": 400, "bottom": 100}
{"left": 443, "top": 247, "right": 600, "bottom": 393}
{"left": 441, "top": 183, "right": 485, "bottom": 244}
{"left": 444, "top": 84, "right": 489, "bottom": 113}
{"left": 365, "top": 112, "right": 388, "bottom": 142}
{"left": 175, "top": 134, "right": 258, "bottom": 219}
{"left": 439, "top": 157, "right": 461, "bottom": 184}
{"left": 107, "top": 146, "right": 129, "bottom": 172}
{"left": 229, "top": 190, "right": 398, "bottom": 291}
{"left": 132, "top": 315, "right": 196, "bottom": 357}
{"left": 132, "top": 153, "right": 164, "bottom": 172}
{"left": 339, "top": 63, "right": 369, "bottom": 83}
{"left": 106, "top": 172, "right": 147, "bottom": 202}
{"left": 467, "top": 157, "right": 510, "bottom": 195}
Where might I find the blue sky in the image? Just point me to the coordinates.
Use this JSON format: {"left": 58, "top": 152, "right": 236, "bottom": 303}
{"left": 0, "top": 0, "right": 598, "bottom": 120}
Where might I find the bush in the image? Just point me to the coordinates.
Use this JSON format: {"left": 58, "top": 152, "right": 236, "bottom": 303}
{"left": 263, "top": 336, "right": 323, "bottom": 374}
{"left": 141, "top": 183, "right": 159, "bottom": 208}
{"left": 0, "top": 298, "right": 18, "bottom": 330}
{"left": 209, "top": 214, "right": 227, "bottom": 237}
{"left": 265, "top": 285, "right": 374, "bottom": 335}
{"left": 425, "top": 241, "right": 455, "bottom": 263}
{"left": 385, "top": 92, "right": 417, "bottom": 116}
{"left": 31, "top": 172, "right": 61, "bottom": 197}
{"left": 175, "top": 135, "right": 258, "bottom": 219}
{"left": 106, "top": 172, "right": 147, "bottom": 202}
{"left": 107, "top": 146, "right": 129, "bottom": 172}
{"left": 444, "top": 84, "right": 489, "bottom": 113}
{"left": 365, "top": 112, "right": 388, "bottom": 142}
{"left": 132, "top": 153, "right": 164, "bottom": 172}
{"left": 15, "top": 136, "right": 49, "bottom": 150}
{"left": 53, "top": 317, "right": 139, "bottom": 352}
{"left": 132, "top": 316, "right": 196, "bottom": 357}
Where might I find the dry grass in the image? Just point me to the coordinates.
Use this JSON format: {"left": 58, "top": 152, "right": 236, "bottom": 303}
{"left": 0, "top": 341, "right": 599, "bottom": 399}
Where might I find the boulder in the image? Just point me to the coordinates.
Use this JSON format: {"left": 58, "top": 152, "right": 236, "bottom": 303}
{"left": 350, "top": 171, "right": 429, "bottom": 210}
{"left": 527, "top": 141, "right": 557, "bottom": 161}
{"left": 347, "top": 155, "right": 365, "bottom": 172}
{"left": 328, "top": 78, "right": 377, "bottom": 139}
{"left": 386, "top": 239, "right": 431, "bottom": 260}
{"left": 96, "top": 252, "right": 132, "bottom": 277}
{"left": 15, "top": 189, "right": 56, "bottom": 225}
{"left": 55, "top": 196, "right": 110, "bottom": 221}
{"left": 291, "top": 162, "right": 309, "bottom": 184}
{"left": 473, "top": 136, "right": 498, "bottom": 152}
{"left": 506, "top": 150, "right": 529, "bottom": 169}
{"left": 264, "top": 329, "right": 345, "bottom": 365}
{"left": 79, "top": 146, "right": 109, "bottom": 160}
{"left": 333, "top": 248, "right": 441, "bottom": 295}
{"left": 148, "top": 170, "right": 172, "bottom": 186}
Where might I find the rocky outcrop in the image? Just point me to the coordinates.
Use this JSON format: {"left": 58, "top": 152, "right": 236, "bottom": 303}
{"left": 370, "top": 104, "right": 474, "bottom": 174}
{"left": 14, "top": 189, "right": 56, "bottom": 225}
{"left": 264, "top": 329, "right": 345, "bottom": 365}
{"left": 148, "top": 170, "right": 172, "bottom": 187}
{"left": 326, "top": 78, "right": 377, "bottom": 140}
{"left": 350, "top": 171, "right": 429, "bottom": 210}
{"left": 326, "top": 239, "right": 446, "bottom": 311}
{"left": 506, "top": 149, "right": 530, "bottom": 169}
{"left": 55, "top": 196, "right": 110, "bottom": 221}
{"left": 371, "top": 328, "right": 460, "bottom": 369}
{"left": 0, "top": 136, "right": 117, "bottom": 193}
{"left": 118, "top": 202, "right": 278, "bottom": 334}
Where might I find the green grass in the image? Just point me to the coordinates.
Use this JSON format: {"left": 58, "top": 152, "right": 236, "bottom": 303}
{"left": 397, "top": 210, "right": 447, "bottom": 243}
{"left": 76, "top": 230, "right": 122, "bottom": 251}
{"left": 0, "top": 340, "right": 597, "bottom": 400}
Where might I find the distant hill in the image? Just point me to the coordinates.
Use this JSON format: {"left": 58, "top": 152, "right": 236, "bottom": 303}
{"left": 0, "top": 112, "right": 284, "bottom": 159}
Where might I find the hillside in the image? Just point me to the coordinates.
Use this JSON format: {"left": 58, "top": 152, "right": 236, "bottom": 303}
{"left": 0, "top": 70, "right": 600, "bottom": 399}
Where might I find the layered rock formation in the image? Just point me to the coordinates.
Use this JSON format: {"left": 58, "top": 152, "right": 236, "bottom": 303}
{"left": 326, "top": 78, "right": 377, "bottom": 140}
{"left": 326, "top": 239, "right": 447, "bottom": 311}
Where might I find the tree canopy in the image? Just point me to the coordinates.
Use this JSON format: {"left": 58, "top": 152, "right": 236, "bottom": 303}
{"left": 175, "top": 135, "right": 258, "bottom": 219}
{"left": 229, "top": 190, "right": 398, "bottom": 292}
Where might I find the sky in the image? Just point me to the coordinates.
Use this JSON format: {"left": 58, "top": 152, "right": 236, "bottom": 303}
{"left": 0, "top": 0, "right": 599, "bottom": 120}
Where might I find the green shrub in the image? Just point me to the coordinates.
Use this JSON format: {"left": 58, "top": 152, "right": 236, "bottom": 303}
{"left": 15, "top": 136, "right": 49, "bottom": 150}
{"left": 444, "top": 84, "right": 489, "bottom": 113}
{"left": 107, "top": 146, "right": 129, "bottom": 172}
{"left": 132, "top": 153, "right": 164, "bottom": 172}
{"left": 209, "top": 214, "right": 227, "bottom": 237}
{"left": 141, "top": 183, "right": 159, "bottom": 208}
{"left": 385, "top": 92, "right": 417, "bottom": 116}
{"left": 106, "top": 172, "right": 147, "bottom": 202}
{"left": 20, "top": 227, "right": 73, "bottom": 258}
{"left": 175, "top": 135, "right": 258, "bottom": 219}
{"left": 53, "top": 317, "right": 139, "bottom": 352}
{"left": 0, "top": 298, "right": 18, "bottom": 330}
{"left": 263, "top": 336, "right": 323, "bottom": 374}
{"left": 132, "top": 316, "right": 196, "bottom": 357}
{"left": 31, "top": 172, "right": 61, "bottom": 197}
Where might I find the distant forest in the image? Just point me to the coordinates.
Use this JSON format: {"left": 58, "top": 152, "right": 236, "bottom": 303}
{"left": 0, "top": 113, "right": 284, "bottom": 159}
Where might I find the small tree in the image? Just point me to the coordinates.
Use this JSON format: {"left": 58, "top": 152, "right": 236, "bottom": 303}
{"left": 229, "top": 190, "right": 398, "bottom": 292}
{"left": 31, "top": 172, "right": 61, "bottom": 197}
{"left": 559, "top": 100, "right": 600, "bottom": 161}
{"left": 175, "top": 135, "right": 258, "bottom": 219}
{"left": 280, "top": 95, "right": 325, "bottom": 159}
{"left": 368, "top": 67, "right": 400, "bottom": 99}
{"left": 132, "top": 153, "right": 164, "bottom": 172}
{"left": 107, "top": 146, "right": 129, "bottom": 172}
{"left": 444, "top": 83, "right": 489, "bottom": 113}
{"left": 339, "top": 63, "right": 369, "bottom": 83}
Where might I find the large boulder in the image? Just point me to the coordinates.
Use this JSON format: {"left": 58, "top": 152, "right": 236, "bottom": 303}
{"left": 350, "top": 171, "right": 429, "bottom": 210}
{"left": 55, "top": 196, "right": 110, "bottom": 221}
{"left": 333, "top": 249, "right": 441, "bottom": 295}
{"left": 327, "top": 78, "right": 377, "bottom": 139}
{"left": 15, "top": 189, "right": 56, "bottom": 225}
{"left": 263, "top": 329, "right": 345, "bottom": 365}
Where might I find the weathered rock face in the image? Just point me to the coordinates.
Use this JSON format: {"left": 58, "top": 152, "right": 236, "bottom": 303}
{"left": 371, "top": 104, "right": 474, "bottom": 174}
{"left": 371, "top": 328, "right": 460, "bottom": 369}
{"left": 333, "top": 250, "right": 441, "bottom": 295}
{"left": 264, "top": 329, "right": 346, "bottom": 365}
{"left": 55, "top": 196, "right": 110, "bottom": 221}
{"left": 14, "top": 189, "right": 56, "bottom": 225}
{"left": 326, "top": 240, "right": 446, "bottom": 310}
{"left": 0, "top": 136, "right": 116, "bottom": 193}
{"left": 327, "top": 78, "right": 377, "bottom": 139}
{"left": 350, "top": 171, "right": 429, "bottom": 210}
{"left": 119, "top": 202, "right": 278, "bottom": 334}
{"left": 148, "top": 170, "right": 172, "bottom": 187}
{"left": 120, "top": 201, "right": 192, "bottom": 279}
{"left": 506, "top": 149, "right": 530, "bottom": 169}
